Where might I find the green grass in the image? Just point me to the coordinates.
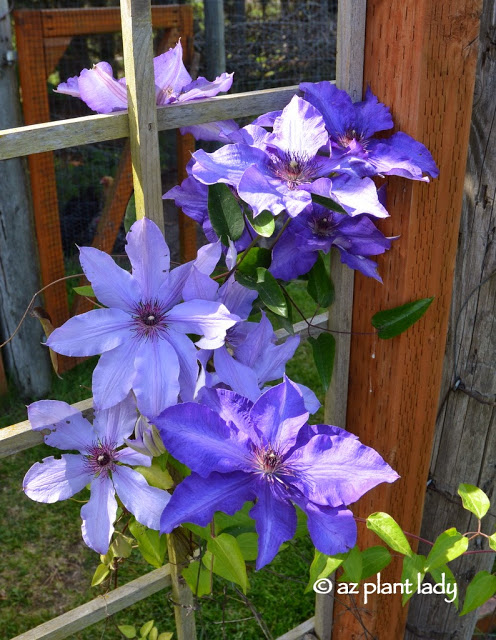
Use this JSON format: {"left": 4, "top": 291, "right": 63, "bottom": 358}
{"left": 0, "top": 282, "right": 325, "bottom": 639}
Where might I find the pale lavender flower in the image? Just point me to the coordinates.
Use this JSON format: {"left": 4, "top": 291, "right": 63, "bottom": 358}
{"left": 23, "top": 395, "right": 169, "bottom": 554}
{"left": 47, "top": 218, "right": 239, "bottom": 417}
{"left": 56, "top": 41, "right": 233, "bottom": 114}
{"left": 157, "top": 378, "right": 399, "bottom": 569}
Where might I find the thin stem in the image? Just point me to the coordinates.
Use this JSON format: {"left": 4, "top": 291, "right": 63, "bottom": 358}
{"left": 269, "top": 216, "right": 291, "bottom": 249}
{"left": 0, "top": 273, "right": 84, "bottom": 349}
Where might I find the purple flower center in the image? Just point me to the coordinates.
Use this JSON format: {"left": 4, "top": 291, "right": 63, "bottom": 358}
{"left": 131, "top": 300, "right": 168, "bottom": 340}
{"left": 85, "top": 441, "right": 117, "bottom": 477}
{"left": 251, "top": 443, "right": 293, "bottom": 484}
{"left": 270, "top": 151, "right": 318, "bottom": 190}
{"left": 308, "top": 212, "right": 338, "bottom": 237}
{"left": 336, "top": 128, "right": 367, "bottom": 149}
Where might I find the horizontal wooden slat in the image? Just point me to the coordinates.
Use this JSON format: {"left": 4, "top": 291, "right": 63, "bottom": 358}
{"left": 10, "top": 565, "right": 172, "bottom": 640}
{"left": 0, "top": 86, "right": 300, "bottom": 160}
{"left": 275, "top": 617, "right": 316, "bottom": 640}
{"left": 0, "top": 312, "right": 329, "bottom": 454}
{"left": 0, "top": 397, "right": 93, "bottom": 459}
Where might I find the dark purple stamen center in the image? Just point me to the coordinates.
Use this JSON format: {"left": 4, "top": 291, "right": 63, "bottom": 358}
{"left": 270, "top": 151, "right": 318, "bottom": 190}
{"left": 86, "top": 440, "right": 117, "bottom": 477}
{"left": 132, "top": 299, "right": 168, "bottom": 340}
{"left": 337, "top": 128, "right": 367, "bottom": 149}
{"left": 251, "top": 443, "right": 293, "bottom": 485}
{"left": 308, "top": 213, "right": 337, "bottom": 237}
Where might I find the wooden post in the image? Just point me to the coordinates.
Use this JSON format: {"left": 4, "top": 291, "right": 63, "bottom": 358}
{"left": 204, "top": 0, "right": 225, "bottom": 80}
{"left": 121, "top": 0, "right": 164, "bottom": 229}
{"left": 0, "top": 0, "right": 52, "bottom": 397}
{"left": 405, "top": 0, "right": 496, "bottom": 636}
{"left": 316, "top": 3, "right": 367, "bottom": 640}
{"left": 331, "top": 1, "right": 483, "bottom": 638}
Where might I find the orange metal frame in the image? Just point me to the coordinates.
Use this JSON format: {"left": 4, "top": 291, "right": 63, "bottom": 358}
{"left": 13, "top": 7, "right": 197, "bottom": 367}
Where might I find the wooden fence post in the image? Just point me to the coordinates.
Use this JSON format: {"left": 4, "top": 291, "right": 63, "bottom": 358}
{"left": 331, "top": 1, "right": 483, "bottom": 638}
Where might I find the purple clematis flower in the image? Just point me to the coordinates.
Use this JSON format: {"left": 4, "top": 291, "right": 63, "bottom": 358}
{"left": 270, "top": 203, "right": 394, "bottom": 282}
{"left": 46, "top": 218, "right": 239, "bottom": 417}
{"left": 157, "top": 378, "right": 398, "bottom": 569}
{"left": 23, "top": 395, "right": 170, "bottom": 554}
{"left": 299, "top": 82, "right": 439, "bottom": 181}
{"left": 56, "top": 41, "right": 233, "bottom": 114}
{"left": 191, "top": 95, "right": 388, "bottom": 219}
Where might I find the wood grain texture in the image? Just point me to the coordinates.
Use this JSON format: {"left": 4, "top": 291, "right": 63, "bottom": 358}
{"left": 331, "top": 1, "right": 483, "bottom": 638}
{"left": 318, "top": 3, "right": 366, "bottom": 639}
{"left": 406, "top": 0, "right": 496, "bottom": 636}
{"left": 0, "top": 87, "right": 300, "bottom": 161}
{"left": 13, "top": 10, "right": 70, "bottom": 331}
{"left": 121, "top": 0, "right": 164, "bottom": 229}
{"left": 10, "top": 564, "right": 171, "bottom": 640}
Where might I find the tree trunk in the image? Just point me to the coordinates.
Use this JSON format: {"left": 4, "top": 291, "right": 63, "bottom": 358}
{"left": 405, "top": 0, "right": 496, "bottom": 637}
{"left": 0, "top": 1, "right": 51, "bottom": 397}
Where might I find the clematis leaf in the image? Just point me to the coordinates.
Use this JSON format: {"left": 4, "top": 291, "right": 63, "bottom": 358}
{"left": 255, "top": 268, "right": 288, "bottom": 317}
{"left": 246, "top": 209, "right": 275, "bottom": 237}
{"left": 124, "top": 193, "right": 137, "bottom": 233}
{"left": 140, "top": 621, "right": 154, "bottom": 637}
{"left": 182, "top": 560, "right": 212, "bottom": 597}
{"left": 205, "top": 532, "right": 249, "bottom": 592}
{"left": 338, "top": 545, "right": 362, "bottom": 583}
{"left": 236, "top": 532, "right": 258, "bottom": 561}
{"left": 236, "top": 247, "right": 272, "bottom": 278}
{"left": 461, "top": 571, "right": 496, "bottom": 616}
{"left": 458, "top": 484, "right": 490, "bottom": 520}
{"left": 372, "top": 297, "right": 434, "bottom": 339}
{"left": 129, "top": 519, "right": 167, "bottom": 569}
{"left": 311, "top": 193, "right": 347, "bottom": 214}
{"left": 309, "top": 332, "right": 335, "bottom": 392}
{"left": 367, "top": 512, "right": 413, "bottom": 556}
{"left": 401, "top": 553, "right": 426, "bottom": 604}
{"left": 208, "top": 183, "right": 245, "bottom": 244}
{"left": 359, "top": 546, "right": 392, "bottom": 580}
{"left": 308, "top": 253, "right": 334, "bottom": 308}
{"left": 73, "top": 285, "right": 96, "bottom": 297}
{"left": 425, "top": 528, "right": 468, "bottom": 571}
{"left": 306, "top": 549, "right": 344, "bottom": 593}
{"left": 117, "top": 624, "right": 137, "bottom": 638}
{"left": 31, "top": 306, "right": 61, "bottom": 378}
{"left": 91, "top": 563, "right": 110, "bottom": 587}
{"left": 429, "top": 565, "right": 459, "bottom": 609}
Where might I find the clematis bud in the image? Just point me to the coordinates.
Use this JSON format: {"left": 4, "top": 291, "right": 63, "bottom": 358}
{"left": 125, "top": 416, "right": 166, "bottom": 458}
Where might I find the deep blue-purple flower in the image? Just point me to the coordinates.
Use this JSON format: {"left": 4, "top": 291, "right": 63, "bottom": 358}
{"left": 270, "top": 203, "right": 394, "bottom": 282}
{"left": 47, "top": 218, "right": 239, "bottom": 417}
{"left": 156, "top": 378, "right": 398, "bottom": 569}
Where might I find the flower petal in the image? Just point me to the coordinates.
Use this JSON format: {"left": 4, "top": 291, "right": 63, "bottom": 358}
{"left": 165, "top": 329, "right": 199, "bottom": 402}
{"left": 92, "top": 338, "right": 139, "bottom": 410}
{"left": 46, "top": 308, "right": 131, "bottom": 357}
{"left": 92, "top": 394, "right": 138, "bottom": 445}
{"left": 125, "top": 218, "right": 170, "bottom": 300}
{"left": 78, "top": 62, "right": 128, "bottom": 114}
{"left": 309, "top": 176, "right": 389, "bottom": 218}
{"left": 299, "top": 497, "right": 357, "bottom": 556}
{"left": 249, "top": 377, "right": 308, "bottom": 450}
{"left": 154, "top": 42, "right": 192, "bottom": 104}
{"left": 167, "top": 300, "right": 239, "bottom": 349}
{"left": 79, "top": 246, "right": 141, "bottom": 312}
{"left": 156, "top": 401, "right": 252, "bottom": 476}
{"left": 179, "top": 72, "right": 234, "bottom": 101}
{"left": 288, "top": 433, "right": 399, "bottom": 507}
{"left": 182, "top": 266, "right": 219, "bottom": 302}
{"left": 250, "top": 480, "right": 297, "bottom": 570}
{"left": 134, "top": 337, "right": 180, "bottom": 417}
{"left": 214, "top": 346, "right": 261, "bottom": 402}
{"left": 160, "top": 471, "right": 255, "bottom": 532}
{"left": 270, "top": 96, "right": 329, "bottom": 158}
{"left": 27, "top": 400, "right": 95, "bottom": 453}
{"left": 112, "top": 465, "right": 170, "bottom": 530}
{"left": 115, "top": 447, "right": 152, "bottom": 467}
{"left": 81, "top": 476, "right": 118, "bottom": 554}
{"left": 23, "top": 454, "right": 92, "bottom": 503}
{"left": 218, "top": 276, "right": 258, "bottom": 319}
{"left": 192, "top": 145, "right": 269, "bottom": 188}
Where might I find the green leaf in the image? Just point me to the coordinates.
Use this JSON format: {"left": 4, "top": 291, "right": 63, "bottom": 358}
{"left": 140, "top": 621, "right": 154, "bottom": 638}
{"left": 307, "top": 253, "right": 334, "bottom": 308}
{"left": 205, "top": 533, "right": 248, "bottom": 593}
{"left": 182, "top": 559, "right": 212, "bottom": 597}
{"left": 425, "top": 528, "right": 469, "bottom": 571}
{"left": 157, "top": 634, "right": 173, "bottom": 640}
{"left": 339, "top": 546, "right": 362, "bottom": 583}
{"left": 429, "top": 565, "right": 459, "bottom": 608}
{"left": 294, "top": 505, "right": 308, "bottom": 538}
{"left": 458, "top": 484, "right": 491, "bottom": 519}
{"left": 118, "top": 625, "right": 137, "bottom": 639}
{"left": 246, "top": 210, "right": 275, "bottom": 237}
{"left": 310, "top": 193, "right": 347, "bottom": 213}
{"left": 236, "top": 247, "right": 271, "bottom": 277}
{"left": 254, "top": 268, "right": 288, "bottom": 317}
{"left": 306, "top": 549, "right": 344, "bottom": 593}
{"left": 372, "top": 297, "right": 434, "bottom": 339}
{"left": 134, "top": 462, "right": 174, "bottom": 491}
{"left": 309, "top": 332, "right": 336, "bottom": 393}
{"left": 366, "top": 512, "right": 413, "bottom": 556}
{"left": 215, "top": 502, "right": 255, "bottom": 536}
{"left": 236, "top": 532, "right": 258, "bottom": 561}
{"left": 128, "top": 520, "right": 166, "bottom": 569}
{"left": 124, "top": 193, "right": 136, "bottom": 232}
{"left": 360, "top": 546, "right": 392, "bottom": 581}
{"left": 73, "top": 285, "right": 95, "bottom": 297}
{"left": 488, "top": 533, "right": 496, "bottom": 552}
{"left": 208, "top": 183, "right": 245, "bottom": 244}
{"left": 148, "top": 628, "right": 158, "bottom": 640}
{"left": 401, "top": 554, "right": 426, "bottom": 605}
{"left": 460, "top": 571, "right": 496, "bottom": 616}
{"left": 111, "top": 533, "right": 133, "bottom": 559}
{"left": 91, "top": 563, "right": 110, "bottom": 587}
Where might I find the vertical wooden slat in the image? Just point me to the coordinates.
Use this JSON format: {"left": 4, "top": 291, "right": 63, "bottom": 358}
{"left": 14, "top": 11, "right": 70, "bottom": 330}
{"left": 120, "top": 0, "right": 163, "bottom": 229}
{"left": 331, "top": 1, "right": 483, "bottom": 638}
{"left": 316, "top": 3, "right": 367, "bottom": 639}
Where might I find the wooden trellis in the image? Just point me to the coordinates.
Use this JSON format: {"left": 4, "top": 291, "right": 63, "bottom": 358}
{"left": 0, "top": 0, "right": 483, "bottom": 638}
